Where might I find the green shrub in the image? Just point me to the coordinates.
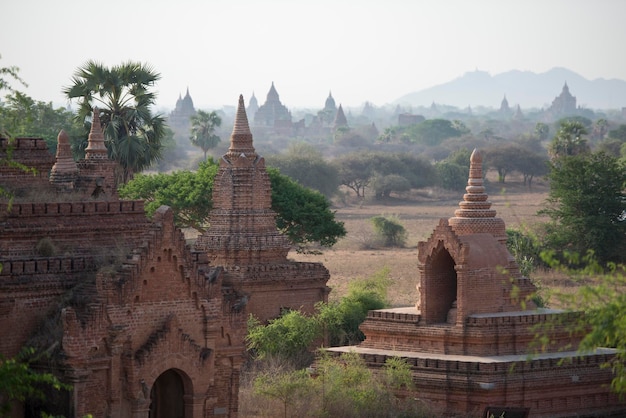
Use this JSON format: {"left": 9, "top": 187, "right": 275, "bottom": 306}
{"left": 370, "top": 215, "right": 407, "bottom": 247}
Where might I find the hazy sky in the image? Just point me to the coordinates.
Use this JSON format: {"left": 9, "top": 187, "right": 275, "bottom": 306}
{"left": 2, "top": 0, "right": 625, "bottom": 111}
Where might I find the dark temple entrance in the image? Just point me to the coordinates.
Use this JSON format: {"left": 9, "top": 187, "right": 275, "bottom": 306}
{"left": 149, "top": 369, "right": 186, "bottom": 418}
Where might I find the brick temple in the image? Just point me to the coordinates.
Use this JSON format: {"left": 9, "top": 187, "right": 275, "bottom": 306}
{"left": 0, "top": 96, "right": 329, "bottom": 417}
{"left": 328, "top": 149, "right": 625, "bottom": 417}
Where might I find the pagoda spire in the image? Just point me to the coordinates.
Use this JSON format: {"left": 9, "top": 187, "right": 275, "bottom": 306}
{"left": 50, "top": 129, "right": 78, "bottom": 186}
{"left": 85, "top": 107, "right": 108, "bottom": 160}
{"left": 448, "top": 149, "right": 507, "bottom": 244}
{"left": 227, "top": 94, "right": 256, "bottom": 158}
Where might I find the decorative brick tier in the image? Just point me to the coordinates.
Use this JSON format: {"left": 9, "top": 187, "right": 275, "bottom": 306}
{"left": 196, "top": 96, "right": 330, "bottom": 322}
{"left": 327, "top": 345, "right": 622, "bottom": 418}
{"left": 359, "top": 307, "right": 583, "bottom": 357}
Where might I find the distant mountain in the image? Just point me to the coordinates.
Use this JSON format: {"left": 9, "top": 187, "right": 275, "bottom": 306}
{"left": 395, "top": 68, "right": 626, "bottom": 110}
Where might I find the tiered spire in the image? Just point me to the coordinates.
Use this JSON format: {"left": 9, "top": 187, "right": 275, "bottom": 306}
{"left": 227, "top": 95, "right": 256, "bottom": 158}
{"left": 333, "top": 104, "right": 348, "bottom": 130}
{"left": 448, "top": 149, "right": 507, "bottom": 244}
{"left": 84, "top": 107, "right": 108, "bottom": 159}
{"left": 50, "top": 130, "right": 78, "bottom": 185}
{"left": 195, "top": 95, "right": 291, "bottom": 265}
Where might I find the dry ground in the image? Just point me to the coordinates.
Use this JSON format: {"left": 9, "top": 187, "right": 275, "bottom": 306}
{"left": 289, "top": 175, "right": 551, "bottom": 307}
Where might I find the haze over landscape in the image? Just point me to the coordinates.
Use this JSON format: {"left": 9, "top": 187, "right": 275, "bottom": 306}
{"left": 2, "top": 0, "right": 626, "bottom": 110}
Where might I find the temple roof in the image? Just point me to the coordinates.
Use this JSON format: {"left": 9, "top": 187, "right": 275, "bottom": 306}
{"left": 448, "top": 149, "right": 506, "bottom": 243}
{"left": 85, "top": 108, "right": 108, "bottom": 160}
{"left": 50, "top": 130, "right": 78, "bottom": 179}
{"left": 227, "top": 95, "right": 256, "bottom": 158}
{"left": 333, "top": 104, "right": 348, "bottom": 128}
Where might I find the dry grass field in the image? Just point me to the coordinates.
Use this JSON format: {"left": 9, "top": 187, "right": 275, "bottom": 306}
{"left": 289, "top": 174, "right": 552, "bottom": 307}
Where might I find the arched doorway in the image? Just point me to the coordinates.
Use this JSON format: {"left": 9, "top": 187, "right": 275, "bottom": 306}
{"left": 425, "top": 249, "right": 457, "bottom": 323}
{"left": 149, "top": 369, "right": 186, "bottom": 418}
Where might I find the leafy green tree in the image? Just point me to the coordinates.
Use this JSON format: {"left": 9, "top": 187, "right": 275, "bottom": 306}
{"left": 267, "top": 143, "right": 340, "bottom": 198}
{"left": 119, "top": 161, "right": 346, "bottom": 251}
{"left": 548, "top": 120, "right": 589, "bottom": 160}
{"left": 370, "top": 174, "right": 411, "bottom": 199}
{"left": 0, "top": 347, "right": 68, "bottom": 417}
{"left": 189, "top": 110, "right": 221, "bottom": 160}
{"left": 541, "top": 152, "right": 626, "bottom": 265}
{"left": 536, "top": 254, "right": 626, "bottom": 394}
{"left": 319, "top": 268, "right": 391, "bottom": 345}
{"left": 247, "top": 311, "right": 319, "bottom": 365}
{"left": 0, "top": 59, "right": 33, "bottom": 208}
{"left": 119, "top": 161, "right": 217, "bottom": 231}
{"left": 435, "top": 160, "right": 466, "bottom": 191}
{"left": 64, "top": 60, "right": 166, "bottom": 183}
{"left": 485, "top": 144, "right": 521, "bottom": 183}
{"left": 406, "top": 118, "right": 466, "bottom": 145}
{"left": 0, "top": 92, "right": 80, "bottom": 153}
{"left": 514, "top": 149, "right": 549, "bottom": 188}
{"left": 268, "top": 167, "right": 346, "bottom": 250}
{"left": 332, "top": 152, "right": 372, "bottom": 197}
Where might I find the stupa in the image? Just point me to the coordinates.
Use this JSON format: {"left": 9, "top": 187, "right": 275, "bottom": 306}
{"left": 328, "top": 149, "right": 624, "bottom": 417}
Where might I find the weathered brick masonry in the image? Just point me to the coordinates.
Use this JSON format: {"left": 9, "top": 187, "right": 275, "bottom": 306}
{"left": 0, "top": 98, "right": 329, "bottom": 417}
{"left": 328, "top": 149, "right": 625, "bottom": 418}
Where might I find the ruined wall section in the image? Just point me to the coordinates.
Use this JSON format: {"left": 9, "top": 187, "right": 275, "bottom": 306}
{"left": 0, "top": 200, "right": 151, "bottom": 258}
{"left": 0, "top": 137, "right": 54, "bottom": 190}
{"left": 57, "top": 206, "right": 246, "bottom": 417}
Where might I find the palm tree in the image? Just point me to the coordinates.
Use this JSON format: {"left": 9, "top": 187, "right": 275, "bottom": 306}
{"left": 63, "top": 60, "right": 166, "bottom": 183}
{"left": 548, "top": 120, "right": 589, "bottom": 160}
{"left": 189, "top": 110, "right": 222, "bottom": 160}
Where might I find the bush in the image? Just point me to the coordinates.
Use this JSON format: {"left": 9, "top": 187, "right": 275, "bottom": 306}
{"left": 370, "top": 215, "right": 407, "bottom": 247}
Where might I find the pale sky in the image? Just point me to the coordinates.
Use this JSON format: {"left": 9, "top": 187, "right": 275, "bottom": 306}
{"left": 1, "top": 0, "right": 625, "bottom": 111}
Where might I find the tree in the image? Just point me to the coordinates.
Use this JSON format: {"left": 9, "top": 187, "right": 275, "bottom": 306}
{"left": 537, "top": 255, "right": 626, "bottom": 395}
{"left": 406, "top": 118, "right": 466, "bottom": 146}
{"left": 119, "top": 161, "right": 217, "bottom": 232}
{"left": 0, "top": 54, "right": 27, "bottom": 95}
{"left": 247, "top": 311, "right": 319, "bottom": 365}
{"left": 534, "top": 122, "right": 550, "bottom": 142}
{"left": 512, "top": 148, "right": 549, "bottom": 188}
{"left": 541, "top": 151, "right": 626, "bottom": 265}
{"left": 0, "top": 59, "right": 33, "bottom": 208}
{"left": 0, "top": 92, "right": 80, "bottom": 153}
{"left": 253, "top": 368, "right": 313, "bottom": 418}
{"left": 370, "top": 174, "right": 411, "bottom": 199}
{"left": 435, "top": 160, "right": 466, "bottom": 191}
{"left": 0, "top": 347, "right": 68, "bottom": 417}
{"left": 548, "top": 120, "right": 589, "bottom": 159}
{"left": 64, "top": 60, "right": 166, "bottom": 183}
{"left": 189, "top": 110, "right": 221, "bottom": 160}
{"left": 267, "top": 143, "right": 340, "bottom": 198}
{"left": 333, "top": 152, "right": 373, "bottom": 198}
{"left": 485, "top": 144, "right": 521, "bottom": 183}
{"left": 268, "top": 167, "right": 346, "bottom": 250}
{"left": 119, "top": 160, "right": 346, "bottom": 251}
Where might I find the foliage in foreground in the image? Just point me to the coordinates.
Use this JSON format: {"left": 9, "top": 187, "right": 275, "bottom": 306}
{"left": 536, "top": 252, "right": 626, "bottom": 395}
{"left": 244, "top": 352, "right": 427, "bottom": 418}
{"left": 541, "top": 151, "right": 626, "bottom": 265}
{"left": 246, "top": 268, "right": 391, "bottom": 367}
{"left": 0, "top": 347, "right": 68, "bottom": 417}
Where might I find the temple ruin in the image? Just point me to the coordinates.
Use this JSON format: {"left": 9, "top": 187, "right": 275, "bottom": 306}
{"left": 0, "top": 96, "right": 329, "bottom": 417}
{"left": 327, "top": 149, "right": 625, "bottom": 417}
